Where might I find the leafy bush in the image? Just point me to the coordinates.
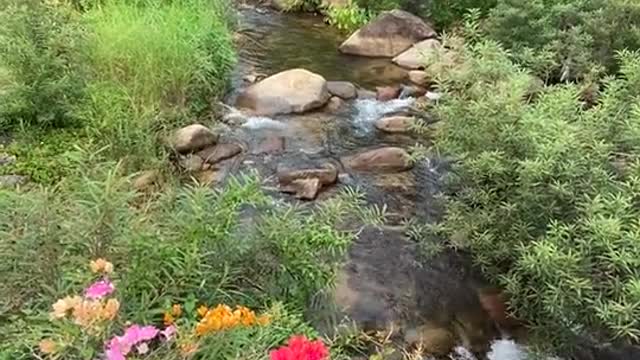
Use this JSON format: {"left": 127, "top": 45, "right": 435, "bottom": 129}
{"left": 324, "top": 3, "right": 371, "bottom": 33}
{"left": 427, "top": 37, "right": 640, "bottom": 351}
{"left": 0, "top": 0, "right": 87, "bottom": 129}
{"left": 484, "top": 0, "right": 640, "bottom": 81}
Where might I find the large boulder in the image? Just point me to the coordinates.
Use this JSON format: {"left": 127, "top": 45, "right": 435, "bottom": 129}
{"left": 392, "top": 39, "right": 442, "bottom": 69}
{"left": 338, "top": 10, "right": 436, "bottom": 57}
{"left": 343, "top": 147, "right": 413, "bottom": 172}
{"left": 236, "top": 69, "right": 331, "bottom": 116}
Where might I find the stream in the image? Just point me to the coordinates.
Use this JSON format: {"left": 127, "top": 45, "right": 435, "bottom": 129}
{"left": 216, "top": 3, "right": 532, "bottom": 359}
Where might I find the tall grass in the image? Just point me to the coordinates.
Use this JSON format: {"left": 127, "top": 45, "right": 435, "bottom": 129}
{"left": 81, "top": 0, "right": 236, "bottom": 168}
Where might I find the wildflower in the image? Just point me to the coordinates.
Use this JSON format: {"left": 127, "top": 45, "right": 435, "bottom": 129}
{"left": 39, "top": 339, "right": 57, "bottom": 354}
{"left": 105, "top": 324, "right": 160, "bottom": 360}
{"left": 90, "top": 258, "right": 114, "bottom": 274}
{"left": 171, "top": 304, "right": 182, "bottom": 317}
{"left": 163, "top": 312, "right": 175, "bottom": 326}
{"left": 194, "top": 304, "right": 268, "bottom": 336}
{"left": 85, "top": 279, "right": 115, "bottom": 299}
{"left": 102, "top": 298, "right": 120, "bottom": 320}
{"left": 197, "top": 305, "right": 208, "bottom": 317}
{"left": 161, "top": 325, "right": 177, "bottom": 341}
{"left": 270, "top": 335, "right": 329, "bottom": 360}
{"left": 257, "top": 314, "right": 271, "bottom": 325}
{"left": 50, "top": 295, "right": 82, "bottom": 319}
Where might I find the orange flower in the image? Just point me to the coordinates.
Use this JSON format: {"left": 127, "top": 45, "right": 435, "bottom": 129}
{"left": 102, "top": 298, "right": 120, "bottom": 320}
{"left": 164, "top": 312, "right": 175, "bottom": 326}
{"left": 39, "top": 339, "right": 57, "bottom": 354}
{"left": 197, "top": 305, "right": 208, "bottom": 318}
{"left": 72, "top": 299, "right": 103, "bottom": 328}
{"left": 172, "top": 304, "right": 182, "bottom": 317}
{"left": 89, "top": 258, "right": 113, "bottom": 274}
{"left": 194, "top": 303, "right": 267, "bottom": 336}
{"left": 50, "top": 295, "right": 82, "bottom": 319}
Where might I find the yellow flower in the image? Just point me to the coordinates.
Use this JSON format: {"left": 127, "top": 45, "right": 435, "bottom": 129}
{"left": 172, "top": 304, "right": 183, "bottom": 317}
{"left": 39, "top": 339, "right": 57, "bottom": 354}
{"left": 102, "top": 298, "right": 120, "bottom": 320}
{"left": 50, "top": 295, "right": 82, "bottom": 319}
{"left": 197, "top": 305, "right": 208, "bottom": 318}
{"left": 90, "top": 258, "right": 114, "bottom": 274}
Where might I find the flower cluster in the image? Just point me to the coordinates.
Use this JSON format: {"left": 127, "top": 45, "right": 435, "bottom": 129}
{"left": 195, "top": 304, "right": 270, "bottom": 336}
{"left": 105, "top": 324, "right": 175, "bottom": 360}
{"left": 49, "top": 259, "right": 118, "bottom": 331}
{"left": 270, "top": 335, "right": 329, "bottom": 360}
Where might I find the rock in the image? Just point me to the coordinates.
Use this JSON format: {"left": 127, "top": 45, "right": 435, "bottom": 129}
{"left": 0, "top": 175, "right": 27, "bottom": 188}
{"left": 325, "top": 96, "right": 345, "bottom": 113}
{"left": 0, "top": 153, "right": 16, "bottom": 167}
{"left": 173, "top": 124, "right": 218, "bottom": 154}
{"left": 343, "top": 147, "right": 413, "bottom": 172}
{"left": 253, "top": 136, "right": 285, "bottom": 155}
{"left": 425, "top": 91, "right": 443, "bottom": 101}
{"left": 327, "top": 81, "right": 357, "bottom": 99}
{"left": 376, "top": 85, "right": 402, "bottom": 101}
{"left": 392, "top": 39, "right": 442, "bottom": 69}
{"left": 235, "top": 69, "right": 331, "bottom": 116}
{"left": 477, "top": 288, "right": 519, "bottom": 330}
{"left": 338, "top": 10, "right": 436, "bottom": 57}
{"left": 277, "top": 164, "right": 338, "bottom": 186}
{"left": 197, "top": 143, "right": 243, "bottom": 165}
{"left": 405, "top": 325, "right": 456, "bottom": 356}
{"left": 132, "top": 170, "right": 160, "bottom": 191}
{"left": 399, "top": 84, "right": 427, "bottom": 98}
{"left": 179, "top": 154, "right": 204, "bottom": 172}
{"left": 375, "top": 116, "right": 415, "bottom": 133}
{"left": 281, "top": 178, "right": 322, "bottom": 200}
{"left": 356, "top": 88, "right": 376, "bottom": 99}
{"left": 408, "top": 70, "right": 430, "bottom": 86}
{"left": 195, "top": 169, "right": 222, "bottom": 185}
{"left": 278, "top": 164, "right": 338, "bottom": 200}
{"left": 242, "top": 72, "right": 266, "bottom": 84}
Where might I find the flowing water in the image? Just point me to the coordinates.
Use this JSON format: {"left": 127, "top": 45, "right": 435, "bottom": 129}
{"left": 219, "top": 3, "right": 535, "bottom": 359}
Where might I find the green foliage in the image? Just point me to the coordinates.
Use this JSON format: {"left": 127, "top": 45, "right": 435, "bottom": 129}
{"left": 483, "top": 0, "right": 640, "bottom": 81}
{"left": 324, "top": 3, "right": 371, "bottom": 33}
{"left": 0, "top": 152, "right": 360, "bottom": 356}
{"left": 0, "top": 0, "right": 87, "bottom": 129}
{"left": 0, "top": 129, "right": 90, "bottom": 184}
{"left": 428, "top": 37, "right": 640, "bottom": 350}
{"left": 80, "top": 0, "right": 235, "bottom": 167}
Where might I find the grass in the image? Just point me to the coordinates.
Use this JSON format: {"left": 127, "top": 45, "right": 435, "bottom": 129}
{"left": 81, "top": 0, "right": 236, "bottom": 169}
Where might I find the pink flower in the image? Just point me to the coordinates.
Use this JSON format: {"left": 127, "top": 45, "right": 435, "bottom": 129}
{"left": 161, "top": 325, "right": 177, "bottom": 341}
{"left": 84, "top": 279, "right": 115, "bottom": 299}
{"left": 105, "top": 324, "right": 159, "bottom": 360}
{"left": 270, "top": 335, "right": 329, "bottom": 360}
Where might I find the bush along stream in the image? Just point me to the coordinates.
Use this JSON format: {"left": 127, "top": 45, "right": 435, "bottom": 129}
{"left": 2, "top": 1, "right": 640, "bottom": 360}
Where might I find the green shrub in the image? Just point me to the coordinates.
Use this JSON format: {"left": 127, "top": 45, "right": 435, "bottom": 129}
{"left": 324, "top": 3, "right": 371, "bottom": 33}
{"left": 428, "top": 38, "right": 640, "bottom": 351}
{"left": 484, "top": 0, "right": 640, "bottom": 81}
{"left": 0, "top": 0, "right": 87, "bottom": 129}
